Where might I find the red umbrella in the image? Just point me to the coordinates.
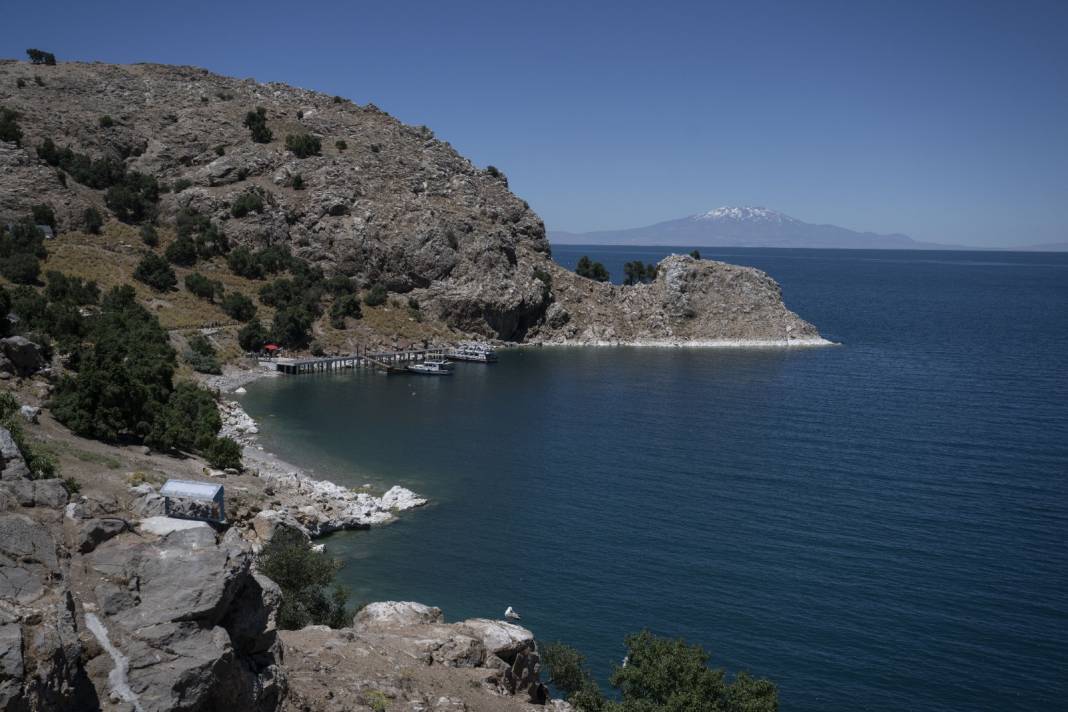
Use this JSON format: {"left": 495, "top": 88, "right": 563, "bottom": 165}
{"left": 264, "top": 344, "right": 280, "bottom": 352}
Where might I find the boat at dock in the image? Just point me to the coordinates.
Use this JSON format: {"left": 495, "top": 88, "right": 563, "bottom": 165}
{"left": 445, "top": 342, "right": 498, "bottom": 363}
{"left": 406, "top": 360, "right": 453, "bottom": 375}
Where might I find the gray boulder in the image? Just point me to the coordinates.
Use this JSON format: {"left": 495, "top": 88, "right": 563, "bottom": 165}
{"left": 0, "top": 513, "right": 59, "bottom": 605}
{"left": 75, "top": 518, "right": 127, "bottom": 553}
{"left": 18, "top": 405, "right": 40, "bottom": 424}
{"left": 0, "top": 337, "right": 45, "bottom": 377}
{"left": 355, "top": 601, "right": 444, "bottom": 628}
{"left": 460, "top": 618, "right": 535, "bottom": 663}
{"left": 0, "top": 428, "right": 30, "bottom": 481}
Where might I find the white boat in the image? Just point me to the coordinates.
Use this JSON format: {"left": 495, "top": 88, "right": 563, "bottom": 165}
{"left": 406, "top": 359, "right": 452, "bottom": 375}
{"left": 446, "top": 342, "right": 498, "bottom": 363}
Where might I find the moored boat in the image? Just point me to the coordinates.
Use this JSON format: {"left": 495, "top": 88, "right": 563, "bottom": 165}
{"left": 445, "top": 342, "right": 498, "bottom": 363}
{"left": 406, "top": 359, "right": 453, "bottom": 375}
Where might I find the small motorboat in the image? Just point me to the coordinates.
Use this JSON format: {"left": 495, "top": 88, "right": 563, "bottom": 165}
{"left": 406, "top": 360, "right": 452, "bottom": 375}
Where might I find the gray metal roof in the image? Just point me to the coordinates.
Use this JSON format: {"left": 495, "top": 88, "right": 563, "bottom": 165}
{"left": 159, "top": 479, "right": 223, "bottom": 501}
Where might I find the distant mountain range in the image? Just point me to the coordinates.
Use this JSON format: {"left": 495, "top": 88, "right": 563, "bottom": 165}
{"left": 551, "top": 207, "right": 953, "bottom": 249}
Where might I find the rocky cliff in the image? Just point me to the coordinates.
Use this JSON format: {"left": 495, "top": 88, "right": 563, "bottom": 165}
{"left": 0, "top": 59, "right": 823, "bottom": 345}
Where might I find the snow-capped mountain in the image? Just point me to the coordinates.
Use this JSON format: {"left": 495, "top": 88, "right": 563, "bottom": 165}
{"left": 552, "top": 206, "right": 929, "bottom": 249}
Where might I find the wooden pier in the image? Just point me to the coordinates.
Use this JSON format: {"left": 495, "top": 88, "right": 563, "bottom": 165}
{"left": 271, "top": 347, "right": 445, "bottom": 375}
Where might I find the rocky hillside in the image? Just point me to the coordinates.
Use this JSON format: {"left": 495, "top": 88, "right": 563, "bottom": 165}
{"left": 0, "top": 59, "right": 823, "bottom": 346}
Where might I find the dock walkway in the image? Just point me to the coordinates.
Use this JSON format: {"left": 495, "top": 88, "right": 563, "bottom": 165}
{"left": 270, "top": 348, "right": 445, "bottom": 375}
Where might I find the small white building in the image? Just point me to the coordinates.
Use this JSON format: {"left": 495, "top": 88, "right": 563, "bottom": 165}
{"left": 160, "top": 479, "right": 226, "bottom": 523}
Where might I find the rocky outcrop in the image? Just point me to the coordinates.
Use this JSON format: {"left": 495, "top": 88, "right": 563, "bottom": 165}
{"left": 0, "top": 427, "right": 30, "bottom": 481}
{"left": 535, "top": 255, "right": 829, "bottom": 345}
{"left": 282, "top": 602, "right": 565, "bottom": 711}
{"left": 0, "top": 337, "right": 46, "bottom": 378}
{"left": 79, "top": 524, "right": 284, "bottom": 711}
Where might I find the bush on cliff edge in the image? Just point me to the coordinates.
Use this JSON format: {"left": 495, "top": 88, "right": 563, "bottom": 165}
{"left": 257, "top": 528, "right": 351, "bottom": 629}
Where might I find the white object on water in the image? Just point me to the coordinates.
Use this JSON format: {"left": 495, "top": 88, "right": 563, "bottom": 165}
{"left": 234, "top": 387, "right": 247, "bottom": 394}
{"left": 505, "top": 606, "right": 521, "bottom": 620}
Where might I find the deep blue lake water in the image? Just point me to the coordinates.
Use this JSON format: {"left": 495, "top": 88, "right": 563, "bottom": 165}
{"left": 239, "top": 247, "right": 1068, "bottom": 711}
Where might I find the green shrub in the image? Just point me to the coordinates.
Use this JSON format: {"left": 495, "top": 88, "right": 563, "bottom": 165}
{"left": 164, "top": 235, "right": 197, "bottom": 266}
{"left": 140, "top": 224, "right": 159, "bottom": 247}
{"left": 363, "top": 284, "right": 387, "bottom": 307}
{"left": 99, "top": 115, "right": 114, "bottom": 128}
{"left": 257, "top": 528, "right": 351, "bottom": 629}
{"left": 335, "top": 139, "right": 347, "bottom": 151}
{"left": 243, "top": 106, "right": 272, "bottom": 143}
{"left": 34, "top": 76, "right": 44, "bottom": 87}
{"left": 26, "top": 48, "right": 56, "bottom": 65}
{"left": 1, "top": 253, "right": 41, "bottom": 285}
{"left": 329, "top": 294, "right": 362, "bottom": 328}
{"left": 0, "top": 106, "right": 22, "bottom": 145}
{"left": 184, "top": 333, "right": 222, "bottom": 374}
{"left": 226, "top": 246, "right": 264, "bottom": 279}
{"left": 45, "top": 271, "right": 99, "bottom": 305}
{"left": 221, "top": 292, "right": 256, "bottom": 322}
{"left": 204, "top": 436, "right": 242, "bottom": 469}
{"left": 184, "top": 272, "right": 222, "bottom": 301}
{"left": 105, "top": 172, "right": 160, "bottom": 223}
{"left": 231, "top": 191, "right": 264, "bottom": 218}
{"left": 31, "top": 203, "right": 56, "bottom": 230}
{"left": 0, "top": 395, "right": 57, "bottom": 480}
{"left": 16, "top": 78, "right": 26, "bottom": 89}
{"left": 173, "top": 178, "right": 193, "bottom": 192}
{"left": 214, "top": 144, "right": 226, "bottom": 156}
{"left": 134, "top": 253, "right": 178, "bottom": 291}
{"left": 83, "top": 207, "right": 103, "bottom": 234}
{"left": 291, "top": 174, "right": 304, "bottom": 190}
{"left": 690, "top": 249, "right": 701, "bottom": 260}
{"left": 285, "top": 133, "right": 321, "bottom": 158}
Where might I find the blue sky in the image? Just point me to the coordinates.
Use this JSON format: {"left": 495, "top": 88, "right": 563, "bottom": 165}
{"left": 3, "top": 0, "right": 1066, "bottom": 246}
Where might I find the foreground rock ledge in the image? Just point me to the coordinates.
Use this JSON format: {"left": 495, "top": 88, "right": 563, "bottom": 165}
{"left": 283, "top": 600, "right": 571, "bottom": 712}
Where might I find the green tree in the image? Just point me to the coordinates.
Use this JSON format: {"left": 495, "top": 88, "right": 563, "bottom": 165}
{"left": 184, "top": 272, "right": 223, "bottom": 301}
{"left": 243, "top": 106, "right": 273, "bottom": 143}
{"left": 51, "top": 286, "right": 176, "bottom": 442}
{"left": 134, "top": 253, "right": 178, "bottom": 291}
{"left": 231, "top": 191, "right": 264, "bottom": 218}
{"left": 140, "top": 224, "right": 159, "bottom": 247}
{"left": 363, "top": 283, "right": 388, "bottom": 307}
{"left": 45, "top": 271, "right": 99, "bottom": 305}
{"left": 1, "top": 253, "right": 41, "bottom": 285}
{"left": 285, "top": 133, "right": 321, "bottom": 158}
{"left": 270, "top": 305, "right": 313, "bottom": 348}
{"left": 146, "top": 381, "right": 221, "bottom": 453}
{"left": 257, "top": 528, "right": 351, "bottom": 629}
{"left": 164, "top": 235, "right": 198, "bottom": 266}
{"left": 543, "top": 643, "right": 592, "bottom": 697}
{"left": 576, "top": 256, "right": 610, "bottom": 282}
{"left": 221, "top": 292, "right": 257, "bottom": 322}
{"left": 226, "top": 246, "right": 264, "bottom": 279}
{"left": 237, "top": 319, "right": 268, "bottom": 352}
{"left": 26, "top": 48, "right": 56, "bottom": 65}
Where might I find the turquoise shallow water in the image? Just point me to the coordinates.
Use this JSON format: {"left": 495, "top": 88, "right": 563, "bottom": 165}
{"left": 239, "top": 248, "right": 1068, "bottom": 712}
